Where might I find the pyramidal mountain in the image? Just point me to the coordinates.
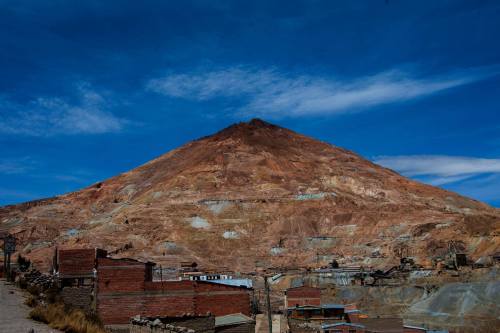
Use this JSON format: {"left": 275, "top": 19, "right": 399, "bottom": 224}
{"left": 1, "top": 119, "right": 499, "bottom": 271}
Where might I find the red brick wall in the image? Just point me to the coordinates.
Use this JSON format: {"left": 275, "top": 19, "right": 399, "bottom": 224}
{"left": 195, "top": 282, "right": 251, "bottom": 316}
{"left": 97, "top": 257, "right": 148, "bottom": 293}
{"left": 285, "top": 286, "right": 321, "bottom": 307}
{"left": 58, "top": 249, "right": 97, "bottom": 276}
{"left": 98, "top": 295, "right": 144, "bottom": 325}
{"left": 97, "top": 276, "right": 251, "bottom": 325}
{"left": 143, "top": 294, "right": 195, "bottom": 317}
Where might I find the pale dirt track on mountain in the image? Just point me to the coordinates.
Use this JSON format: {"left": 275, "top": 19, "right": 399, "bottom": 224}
{"left": 0, "top": 279, "right": 61, "bottom": 333}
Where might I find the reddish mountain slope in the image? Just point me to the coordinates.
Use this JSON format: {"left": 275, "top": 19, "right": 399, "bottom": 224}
{"left": 1, "top": 119, "right": 499, "bottom": 271}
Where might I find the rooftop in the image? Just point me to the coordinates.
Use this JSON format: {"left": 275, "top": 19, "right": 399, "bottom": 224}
{"left": 322, "top": 322, "right": 365, "bottom": 329}
{"left": 287, "top": 304, "right": 345, "bottom": 310}
{"left": 215, "top": 313, "right": 254, "bottom": 327}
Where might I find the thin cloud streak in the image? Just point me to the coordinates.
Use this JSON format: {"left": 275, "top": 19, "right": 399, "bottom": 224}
{"left": 0, "top": 157, "right": 37, "bottom": 175}
{"left": 374, "top": 155, "right": 500, "bottom": 185}
{"left": 147, "top": 66, "right": 500, "bottom": 118}
{"left": 445, "top": 174, "right": 500, "bottom": 204}
{"left": 0, "top": 84, "right": 127, "bottom": 136}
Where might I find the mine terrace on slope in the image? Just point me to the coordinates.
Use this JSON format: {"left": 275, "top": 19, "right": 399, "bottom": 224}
{"left": 0, "top": 119, "right": 499, "bottom": 272}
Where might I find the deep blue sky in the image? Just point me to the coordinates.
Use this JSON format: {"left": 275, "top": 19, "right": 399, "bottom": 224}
{"left": 1, "top": 1, "right": 500, "bottom": 207}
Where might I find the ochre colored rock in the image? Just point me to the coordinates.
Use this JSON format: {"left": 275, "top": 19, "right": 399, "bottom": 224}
{"left": 1, "top": 119, "right": 499, "bottom": 271}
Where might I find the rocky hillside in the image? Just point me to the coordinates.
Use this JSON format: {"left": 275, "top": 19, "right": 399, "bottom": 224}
{"left": 1, "top": 119, "right": 499, "bottom": 271}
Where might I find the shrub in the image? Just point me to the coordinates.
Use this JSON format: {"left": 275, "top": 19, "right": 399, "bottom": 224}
{"left": 29, "top": 303, "right": 106, "bottom": 333}
{"left": 45, "top": 285, "right": 61, "bottom": 304}
{"left": 24, "top": 295, "right": 38, "bottom": 307}
{"left": 18, "top": 278, "right": 28, "bottom": 289}
{"left": 17, "top": 255, "right": 31, "bottom": 271}
{"left": 27, "top": 285, "right": 41, "bottom": 296}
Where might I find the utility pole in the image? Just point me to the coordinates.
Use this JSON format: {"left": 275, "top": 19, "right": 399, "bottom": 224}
{"left": 2, "top": 234, "right": 16, "bottom": 281}
{"left": 264, "top": 275, "right": 272, "bottom": 333}
{"left": 3, "top": 251, "right": 7, "bottom": 277}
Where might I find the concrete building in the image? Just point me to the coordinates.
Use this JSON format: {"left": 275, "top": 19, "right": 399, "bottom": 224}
{"left": 54, "top": 248, "right": 108, "bottom": 312}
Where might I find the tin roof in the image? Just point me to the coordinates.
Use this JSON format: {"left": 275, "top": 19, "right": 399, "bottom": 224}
{"left": 209, "top": 278, "right": 253, "bottom": 288}
{"left": 285, "top": 285, "right": 321, "bottom": 292}
{"left": 215, "top": 313, "right": 254, "bottom": 327}
{"left": 322, "top": 322, "right": 365, "bottom": 329}
{"left": 403, "top": 325, "right": 448, "bottom": 333}
{"left": 322, "top": 303, "right": 345, "bottom": 309}
{"left": 287, "top": 304, "right": 345, "bottom": 310}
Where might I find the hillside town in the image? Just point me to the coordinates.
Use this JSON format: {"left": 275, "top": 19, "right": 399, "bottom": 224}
{"left": 2, "top": 237, "right": 498, "bottom": 333}
{"left": 2, "top": 1, "right": 500, "bottom": 333}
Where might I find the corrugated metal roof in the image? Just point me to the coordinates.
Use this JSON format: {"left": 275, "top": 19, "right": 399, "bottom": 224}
{"left": 215, "top": 313, "right": 254, "bottom": 327}
{"left": 287, "top": 304, "right": 345, "bottom": 310}
{"left": 210, "top": 278, "right": 253, "bottom": 288}
{"left": 322, "top": 322, "right": 365, "bottom": 329}
{"left": 403, "top": 325, "right": 448, "bottom": 333}
{"left": 322, "top": 303, "right": 345, "bottom": 309}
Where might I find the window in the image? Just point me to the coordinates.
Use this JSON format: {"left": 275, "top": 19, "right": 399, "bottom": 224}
{"left": 332, "top": 330, "right": 342, "bottom": 333}
{"left": 349, "top": 330, "right": 356, "bottom": 333}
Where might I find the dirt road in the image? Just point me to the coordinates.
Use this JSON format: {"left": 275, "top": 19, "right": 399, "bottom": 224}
{"left": 0, "top": 279, "right": 61, "bottom": 333}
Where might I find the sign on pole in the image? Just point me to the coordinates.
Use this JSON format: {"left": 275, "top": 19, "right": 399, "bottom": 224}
{"left": 3, "top": 234, "right": 16, "bottom": 254}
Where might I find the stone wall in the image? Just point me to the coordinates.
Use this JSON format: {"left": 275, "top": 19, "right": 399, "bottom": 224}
{"left": 130, "top": 315, "right": 215, "bottom": 333}
{"left": 61, "top": 286, "right": 93, "bottom": 313}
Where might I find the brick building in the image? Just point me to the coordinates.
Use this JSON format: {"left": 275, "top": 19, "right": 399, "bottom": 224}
{"left": 56, "top": 248, "right": 108, "bottom": 280}
{"left": 287, "top": 304, "right": 352, "bottom": 333}
{"left": 284, "top": 286, "right": 321, "bottom": 308}
{"left": 95, "top": 256, "right": 252, "bottom": 329}
{"left": 55, "top": 248, "right": 108, "bottom": 312}
{"left": 54, "top": 249, "right": 253, "bottom": 331}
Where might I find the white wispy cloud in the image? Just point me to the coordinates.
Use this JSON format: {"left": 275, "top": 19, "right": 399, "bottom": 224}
{"left": 0, "top": 156, "right": 94, "bottom": 185}
{"left": 374, "top": 155, "right": 500, "bottom": 185}
{"left": 0, "top": 84, "right": 127, "bottom": 136}
{"left": 146, "top": 65, "right": 500, "bottom": 118}
{"left": 0, "top": 157, "right": 38, "bottom": 175}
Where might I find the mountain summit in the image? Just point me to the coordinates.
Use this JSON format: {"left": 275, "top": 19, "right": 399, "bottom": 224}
{"left": 1, "top": 120, "right": 498, "bottom": 270}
